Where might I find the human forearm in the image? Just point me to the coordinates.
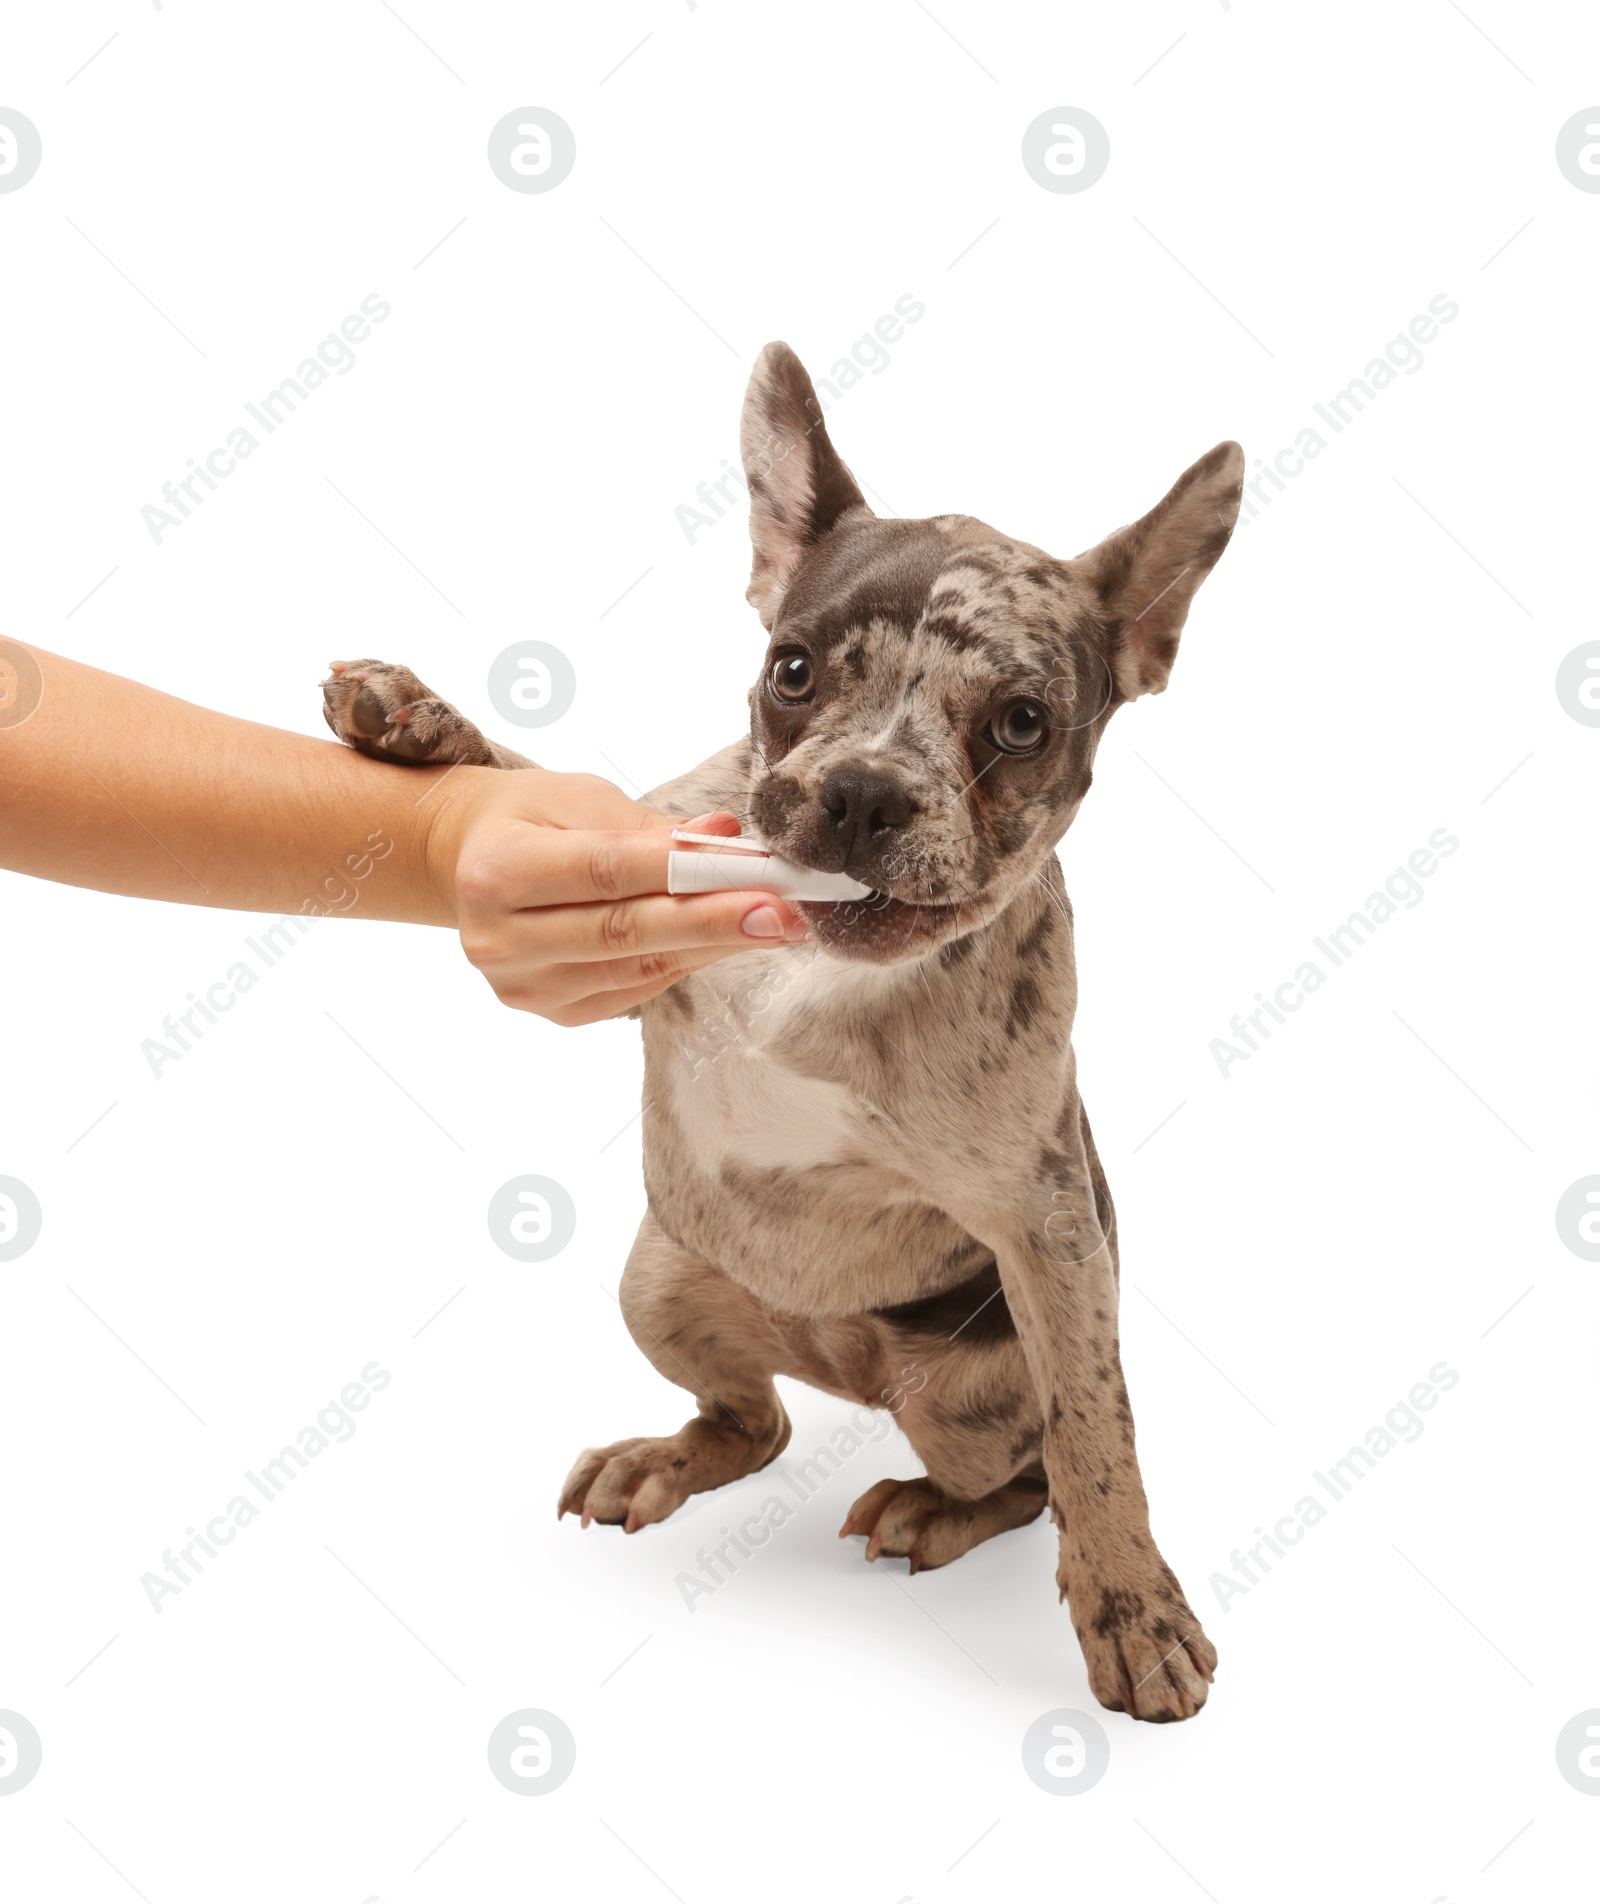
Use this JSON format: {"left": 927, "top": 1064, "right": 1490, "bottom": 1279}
{"left": 0, "top": 642, "right": 811, "bottom": 1025}
{"left": 0, "top": 645, "right": 451, "bottom": 922}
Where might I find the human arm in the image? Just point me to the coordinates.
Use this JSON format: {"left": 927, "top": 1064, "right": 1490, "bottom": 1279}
{"left": 0, "top": 643, "right": 805, "bottom": 1024}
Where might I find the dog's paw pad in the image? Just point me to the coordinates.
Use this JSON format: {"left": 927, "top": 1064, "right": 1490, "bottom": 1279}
{"left": 349, "top": 683, "right": 401, "bottom": 737}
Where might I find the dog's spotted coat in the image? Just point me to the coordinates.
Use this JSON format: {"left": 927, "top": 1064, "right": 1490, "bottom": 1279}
{"left": 321, "top": 343, "right": 1244, "bottom": 1721}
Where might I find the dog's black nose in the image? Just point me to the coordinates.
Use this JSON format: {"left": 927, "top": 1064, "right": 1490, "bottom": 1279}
{"left": 819, "top": 764, "right": 914, "bottom": 867}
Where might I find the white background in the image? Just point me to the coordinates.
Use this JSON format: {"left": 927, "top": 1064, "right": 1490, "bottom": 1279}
{"left": 2, "top": 3, "right": 1597, "bottom": 1899}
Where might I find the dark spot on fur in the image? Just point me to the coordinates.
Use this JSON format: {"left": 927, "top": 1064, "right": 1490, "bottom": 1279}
{"left": 1016, "top": 905, "right": 1055, "bottom": 961}
{"left": 919, "top": 610, "right": 984, "bottom": 651}
{"left": 872, "top": 1257, "right": 1015, "bottom": 1345}
{"left": 866, "top": 1022, "right": 898, "bottom": 1066}
{"left": 1092, "top": 1586, "right": 1146, "bottom": 1637}
{"left": 837, "top": 633, "right": 870, "bottom": 683}
{"left": 766, "top": 517, "right": 947, "bottom": 655}
{"left": 1005, "top": 974, "right": 1040, "bottom": 1039}
{"left": 947, "top": 1394, "right": 1022, "bottom": 1436}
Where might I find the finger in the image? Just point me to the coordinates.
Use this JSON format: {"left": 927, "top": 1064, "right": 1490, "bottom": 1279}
{"left": 465, "top": 826, "right": 678, "bottom": 908}
{"left": 539, "top": 943, "right": 738, "bottom": 1015}
{"left": 482, "top": 945, "right": 720, "bottom": 1021}
{"left": 469, "top": 825, "right": 779, "bottom": 913}
{"left": 533, "top": 888, "right": 811, "bottom": 965}
{"left": 613, "top": 805, "right": 742, "bottom": 842}
{"left": 550, "top": 976, "right": 686, "bottom": 1028}
{"left": 582, "top": 933, "right": 803, "bottom": 995}
{"left": 552, "top": 937, "right": 793, "bottom": 1024}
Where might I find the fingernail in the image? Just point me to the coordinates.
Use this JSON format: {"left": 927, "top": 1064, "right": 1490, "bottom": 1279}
{"left": 742, "top": 905, "right": 784, "bottom": 938}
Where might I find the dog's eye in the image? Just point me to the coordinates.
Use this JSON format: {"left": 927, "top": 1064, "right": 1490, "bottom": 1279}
{"left": 988, "top": 699, "right": 1048, "bottom": 754}
{"left": 770, "top": 654, "right": 814, "bottom": 703}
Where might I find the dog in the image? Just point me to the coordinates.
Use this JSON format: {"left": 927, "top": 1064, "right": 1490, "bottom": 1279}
{"left": 320, "top": 342, "right": 1244, "bottom": 1722}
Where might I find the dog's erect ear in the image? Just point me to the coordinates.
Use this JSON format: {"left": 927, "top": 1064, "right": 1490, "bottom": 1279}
{"left": 740, "top": 342, "right": 869, "bottom": 628}
{"left": 1078, "top": 441, "right": 1245, "bottom": 698}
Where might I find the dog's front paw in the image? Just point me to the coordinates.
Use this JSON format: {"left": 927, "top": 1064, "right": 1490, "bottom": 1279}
{"left": 558, "top": 1415, "right": 785, "bottom": 1534}
{"left": 558, "top": 1436, "right": 697, "bottom": 1533}
{"left": 1064, "top": 1564, "right": 1217, "bottom": 1723}
{"left": 321, "top": 659, "right": 499, "bottom": 766}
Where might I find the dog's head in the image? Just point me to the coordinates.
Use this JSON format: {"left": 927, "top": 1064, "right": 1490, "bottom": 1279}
{"left": 737, "top": 342, "right": 1245, "bottom": 964}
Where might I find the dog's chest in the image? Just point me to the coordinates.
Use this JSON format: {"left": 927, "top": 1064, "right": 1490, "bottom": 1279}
{"left": 662, "top": 952, "right": 879, "bottom": 1173}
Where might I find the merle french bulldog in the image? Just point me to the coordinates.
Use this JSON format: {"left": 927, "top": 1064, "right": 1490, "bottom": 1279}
{"left": 321, "top": 342, "right": 1244, "bottom": 1721}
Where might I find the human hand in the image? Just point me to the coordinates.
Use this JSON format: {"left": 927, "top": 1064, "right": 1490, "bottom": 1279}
{"left": 424, "top": 764, "right": 810, "bottom": 1026}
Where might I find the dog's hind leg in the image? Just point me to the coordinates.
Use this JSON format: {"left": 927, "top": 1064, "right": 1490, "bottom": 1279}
{"left": 558, "top": 1214, "right": 797, "bottom": 1532}
{"left": 841, "top": 1265, "right": 1049, "bottom": 1571}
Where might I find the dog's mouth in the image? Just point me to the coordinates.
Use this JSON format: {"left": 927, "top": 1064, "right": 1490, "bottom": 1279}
{"left": 751, "top": 818, "right": 987, "bottom": 964}
{"left": 796, "top": 890, "right": 971, "bottom": 963}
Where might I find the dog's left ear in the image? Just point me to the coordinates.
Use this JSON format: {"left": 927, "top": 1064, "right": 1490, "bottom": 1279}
{"left": 1078, "top": 441, "right": 1245, "bottom": 698}
{"left": 740, "top": 341, "right": 870, "bottom": 628}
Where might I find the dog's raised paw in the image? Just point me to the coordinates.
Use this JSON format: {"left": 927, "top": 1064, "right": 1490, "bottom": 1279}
{"left": 839, "top": 1475, "right": 1047, "bottom": 1572}
{"left": 320, "top": 658, "right": 498, "bottom": 765}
